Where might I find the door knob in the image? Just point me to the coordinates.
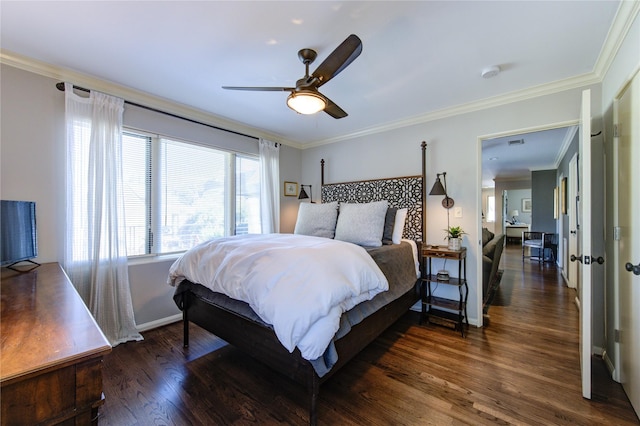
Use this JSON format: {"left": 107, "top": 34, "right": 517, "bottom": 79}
{"left": 625, "top": 262, "right": 640, "bottom": 276}
{"left": 570, "top": 255, "right": 603, "bottom": 265}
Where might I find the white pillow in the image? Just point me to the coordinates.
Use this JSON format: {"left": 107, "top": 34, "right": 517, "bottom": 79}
{"left": 334, "top": 201, "right": 389, "bottom": 247}
{"left": 392, "top": 208, "right": 408, "bottom": 244}
{"left": 294, "top": 201, "right": 339, "bottom": 238}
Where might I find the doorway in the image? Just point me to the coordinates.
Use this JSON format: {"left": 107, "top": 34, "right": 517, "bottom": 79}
{"left": 480, "top": 124, "right": 577, "bottom": 328}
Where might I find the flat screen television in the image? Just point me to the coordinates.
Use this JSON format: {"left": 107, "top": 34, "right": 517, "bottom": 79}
{"left": 1, "top": 200, "right": 39, "bottom": 270}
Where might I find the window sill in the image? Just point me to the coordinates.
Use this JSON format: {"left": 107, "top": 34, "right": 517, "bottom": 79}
{"left": 127, "top": 253, "right": 182, "bottom": 266}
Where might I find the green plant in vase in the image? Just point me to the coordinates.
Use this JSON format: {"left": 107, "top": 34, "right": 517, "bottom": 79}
{"left": 445, "top": 226, "right": 466, "bottom": 250}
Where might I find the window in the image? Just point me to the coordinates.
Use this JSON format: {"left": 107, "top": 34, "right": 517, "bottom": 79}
{"left": 486, "top": 195, "right": 496, "bottom": 222}
{"left": 121, "top": 130, "right": 260, "bottom": 256}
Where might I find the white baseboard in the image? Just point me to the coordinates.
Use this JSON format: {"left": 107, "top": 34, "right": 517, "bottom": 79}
{"left": 593, "top": 345, "right": 604, "bottom": 356}
{"left": 136, "top": 313, "right": 182, "bottom": 332}
{"left": 602, "top": 350, "right": 620, "bottom": 383}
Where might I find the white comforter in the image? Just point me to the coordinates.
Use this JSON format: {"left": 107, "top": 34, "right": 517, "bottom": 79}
{"left": 168, "top": 233, "right": 389, "bottom": 360}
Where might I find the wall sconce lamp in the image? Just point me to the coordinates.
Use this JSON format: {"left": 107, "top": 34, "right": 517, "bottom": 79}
{"left": 298, "top": 184, "right": 314, "bottom": 203}
{"left": 429, "top": 172, "right": 455, "bottom": 230}
{"left": 429, "top": 172, "right": 455, "bottom": 209}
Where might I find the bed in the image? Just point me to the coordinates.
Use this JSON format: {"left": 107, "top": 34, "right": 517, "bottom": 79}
{"left": 169, "top": 141, "right": 428, "bottom": 425}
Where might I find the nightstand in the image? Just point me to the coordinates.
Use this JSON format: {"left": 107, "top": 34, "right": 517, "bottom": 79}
{"left": 420, "top": 245, "right": 469, "bottom": 336}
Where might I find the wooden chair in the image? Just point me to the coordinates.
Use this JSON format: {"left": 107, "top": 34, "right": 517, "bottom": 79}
{"left": 522, "top": 231, "right": 544, "bottom": 262}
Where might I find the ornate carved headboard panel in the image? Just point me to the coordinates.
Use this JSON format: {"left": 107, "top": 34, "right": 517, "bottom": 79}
{"left": 321, "top": 176, "right": 423, "bottom": 241}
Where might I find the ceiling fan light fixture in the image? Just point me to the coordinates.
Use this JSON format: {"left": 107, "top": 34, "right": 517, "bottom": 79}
{"left": 287, "top": 90, "right": 327, "bottom": 115}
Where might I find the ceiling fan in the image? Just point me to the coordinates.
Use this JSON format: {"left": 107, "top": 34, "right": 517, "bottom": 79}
{"left": 222, "top": 34, "right": 362, "bottom": 119}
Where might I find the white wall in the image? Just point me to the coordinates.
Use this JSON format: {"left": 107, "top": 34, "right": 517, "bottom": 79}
{"left": 298, "top": 85, "right": 602, "bottom": 326}
{"left": 1, "top": 64, "right": 67, "bottom": 264}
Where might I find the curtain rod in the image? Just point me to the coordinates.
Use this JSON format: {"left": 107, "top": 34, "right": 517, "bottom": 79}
{"left": 56, "top": 82, "right": 259, "bottom": 141}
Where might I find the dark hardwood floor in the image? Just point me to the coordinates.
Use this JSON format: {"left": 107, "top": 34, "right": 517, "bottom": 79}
{"left": 101, "top": 244, "right": 639, "bottom": 425}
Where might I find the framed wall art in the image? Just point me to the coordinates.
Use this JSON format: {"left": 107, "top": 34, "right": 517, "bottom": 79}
{"left": 561, "top": 177, "right": 567, "bottom": 214}
{"left": 284, "top": 181, "right": 298, "bottom": 197}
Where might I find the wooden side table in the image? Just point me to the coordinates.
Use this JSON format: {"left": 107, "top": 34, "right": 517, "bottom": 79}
{"left": 421, "top": 245, "right": 469, "bottom": 336}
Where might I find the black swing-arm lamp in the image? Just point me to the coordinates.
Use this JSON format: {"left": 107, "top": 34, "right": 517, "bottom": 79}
{"left": 429, "top": 172, "right": 454, "bottom": 208}
{"left": 298, "top": 184, "right": 314, "bottom": 203}
{"left": 429, "top": 172, "right": 455, "bottom": 229}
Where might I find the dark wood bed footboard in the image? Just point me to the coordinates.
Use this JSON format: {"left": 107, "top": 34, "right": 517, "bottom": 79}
{"left": 181, "top": 282, "right": 419, "bottom": 425}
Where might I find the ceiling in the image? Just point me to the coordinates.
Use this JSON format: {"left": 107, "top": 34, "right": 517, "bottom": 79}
{"left": 481, "top": 126, "right": 576, "bottom": 188}
{"left": 0, "top": 1, "right": 624, "bottom": 180}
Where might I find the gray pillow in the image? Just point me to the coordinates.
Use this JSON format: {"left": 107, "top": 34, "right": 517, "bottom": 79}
{"left": 334, "top": 201, "right": 389, "bottom": 247}
{"left": 294, "top": 201, "right": 339, "bottom": 238}
{"left": 482, "top": 227, "right": 494, "bottom": 246}
{"left": 382, "top": 207, "right": 397, "bottom": 245}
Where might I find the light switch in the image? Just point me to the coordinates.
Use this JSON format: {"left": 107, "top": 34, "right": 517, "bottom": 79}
{"left": 454, "top": 207, "right": 462, "bottom": 218}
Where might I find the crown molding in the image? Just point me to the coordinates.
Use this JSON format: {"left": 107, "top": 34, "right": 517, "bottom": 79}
{"left": 303, "top": 72, "right": 600, "bottom": 149}
{"left": 554, "top": 125, "right": 579, "bottom": 169}
{"left": 593, "top": 0, "right": 640, "bottom": 79}
{"left": 493, "top": 176, "right": 532, "bottom": 183}
{"left": 0, "top": 50, "right": 300, "bottom": 148}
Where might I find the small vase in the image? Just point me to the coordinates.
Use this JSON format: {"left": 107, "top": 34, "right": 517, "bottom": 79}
{"left": 448, "top": 237, "right": 461, "bottom": 251}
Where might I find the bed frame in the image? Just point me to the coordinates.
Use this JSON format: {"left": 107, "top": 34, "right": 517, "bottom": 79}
{"left": 181, "top": 141, "right": 428, "bottom": 425}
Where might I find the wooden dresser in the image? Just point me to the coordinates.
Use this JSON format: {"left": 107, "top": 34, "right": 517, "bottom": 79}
{"left": 1, "top": 263, "right": 112, "bottom": 425}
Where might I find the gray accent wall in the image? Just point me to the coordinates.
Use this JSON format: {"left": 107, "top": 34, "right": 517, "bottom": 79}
{"left": 531, "top": 170, "right": 557, "bottom": 232}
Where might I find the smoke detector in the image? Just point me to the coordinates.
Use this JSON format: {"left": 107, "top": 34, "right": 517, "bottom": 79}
{"left": 481, "top": 65, "right": 501, "bottom": 79}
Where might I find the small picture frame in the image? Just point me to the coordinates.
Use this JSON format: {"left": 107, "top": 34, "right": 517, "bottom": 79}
{"left": 522, "top": 198, "right": 532, "bottom": 213}
{"left": 284, "top": 181, "right": 298, "bottom": 197}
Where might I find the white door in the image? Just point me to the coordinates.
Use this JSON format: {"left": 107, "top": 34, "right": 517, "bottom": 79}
{"left": 568, "top": 154, "right": 579, "bottom": 290}
{"left": 557, "top": 173, "right": 565, "bottom": 269}
{"left": 577, "top": 89, "right": 592, "bottom": 399}
{"left": 617, "top": 70, "right": 640, "bottom": 417}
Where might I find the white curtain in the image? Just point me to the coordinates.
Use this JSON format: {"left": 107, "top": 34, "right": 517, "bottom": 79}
{"left": 63, "top": 83, "right": 143, "bottom": 346}
{"left": 259, "top": 139, "right": 280, "bottom": 233}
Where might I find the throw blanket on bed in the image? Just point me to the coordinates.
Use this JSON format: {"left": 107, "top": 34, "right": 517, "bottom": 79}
{"left": 167, "top": 233, "right": 389, "bottom": 360}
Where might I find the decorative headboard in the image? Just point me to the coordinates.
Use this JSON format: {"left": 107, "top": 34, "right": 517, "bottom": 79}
{"left": 320, "top": 141, "right": 427, "bottom": 242}
{"left": 321, "top": 176, "right": 423, "bottom": 241}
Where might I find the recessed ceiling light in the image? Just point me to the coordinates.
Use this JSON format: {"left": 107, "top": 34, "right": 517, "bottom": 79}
{"left": 481, "top": 65, "right": 501, "bottom": 79}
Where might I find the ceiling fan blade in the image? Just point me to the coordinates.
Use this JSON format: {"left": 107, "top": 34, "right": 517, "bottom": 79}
{"left": 222, "top": 86, "right": 294, "bottom": 92}
{"left": 311, "top": 34, "right": 362, "bottom": 88}
{"left": 323, "top": 97, "right": 348, "bottom": 119}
